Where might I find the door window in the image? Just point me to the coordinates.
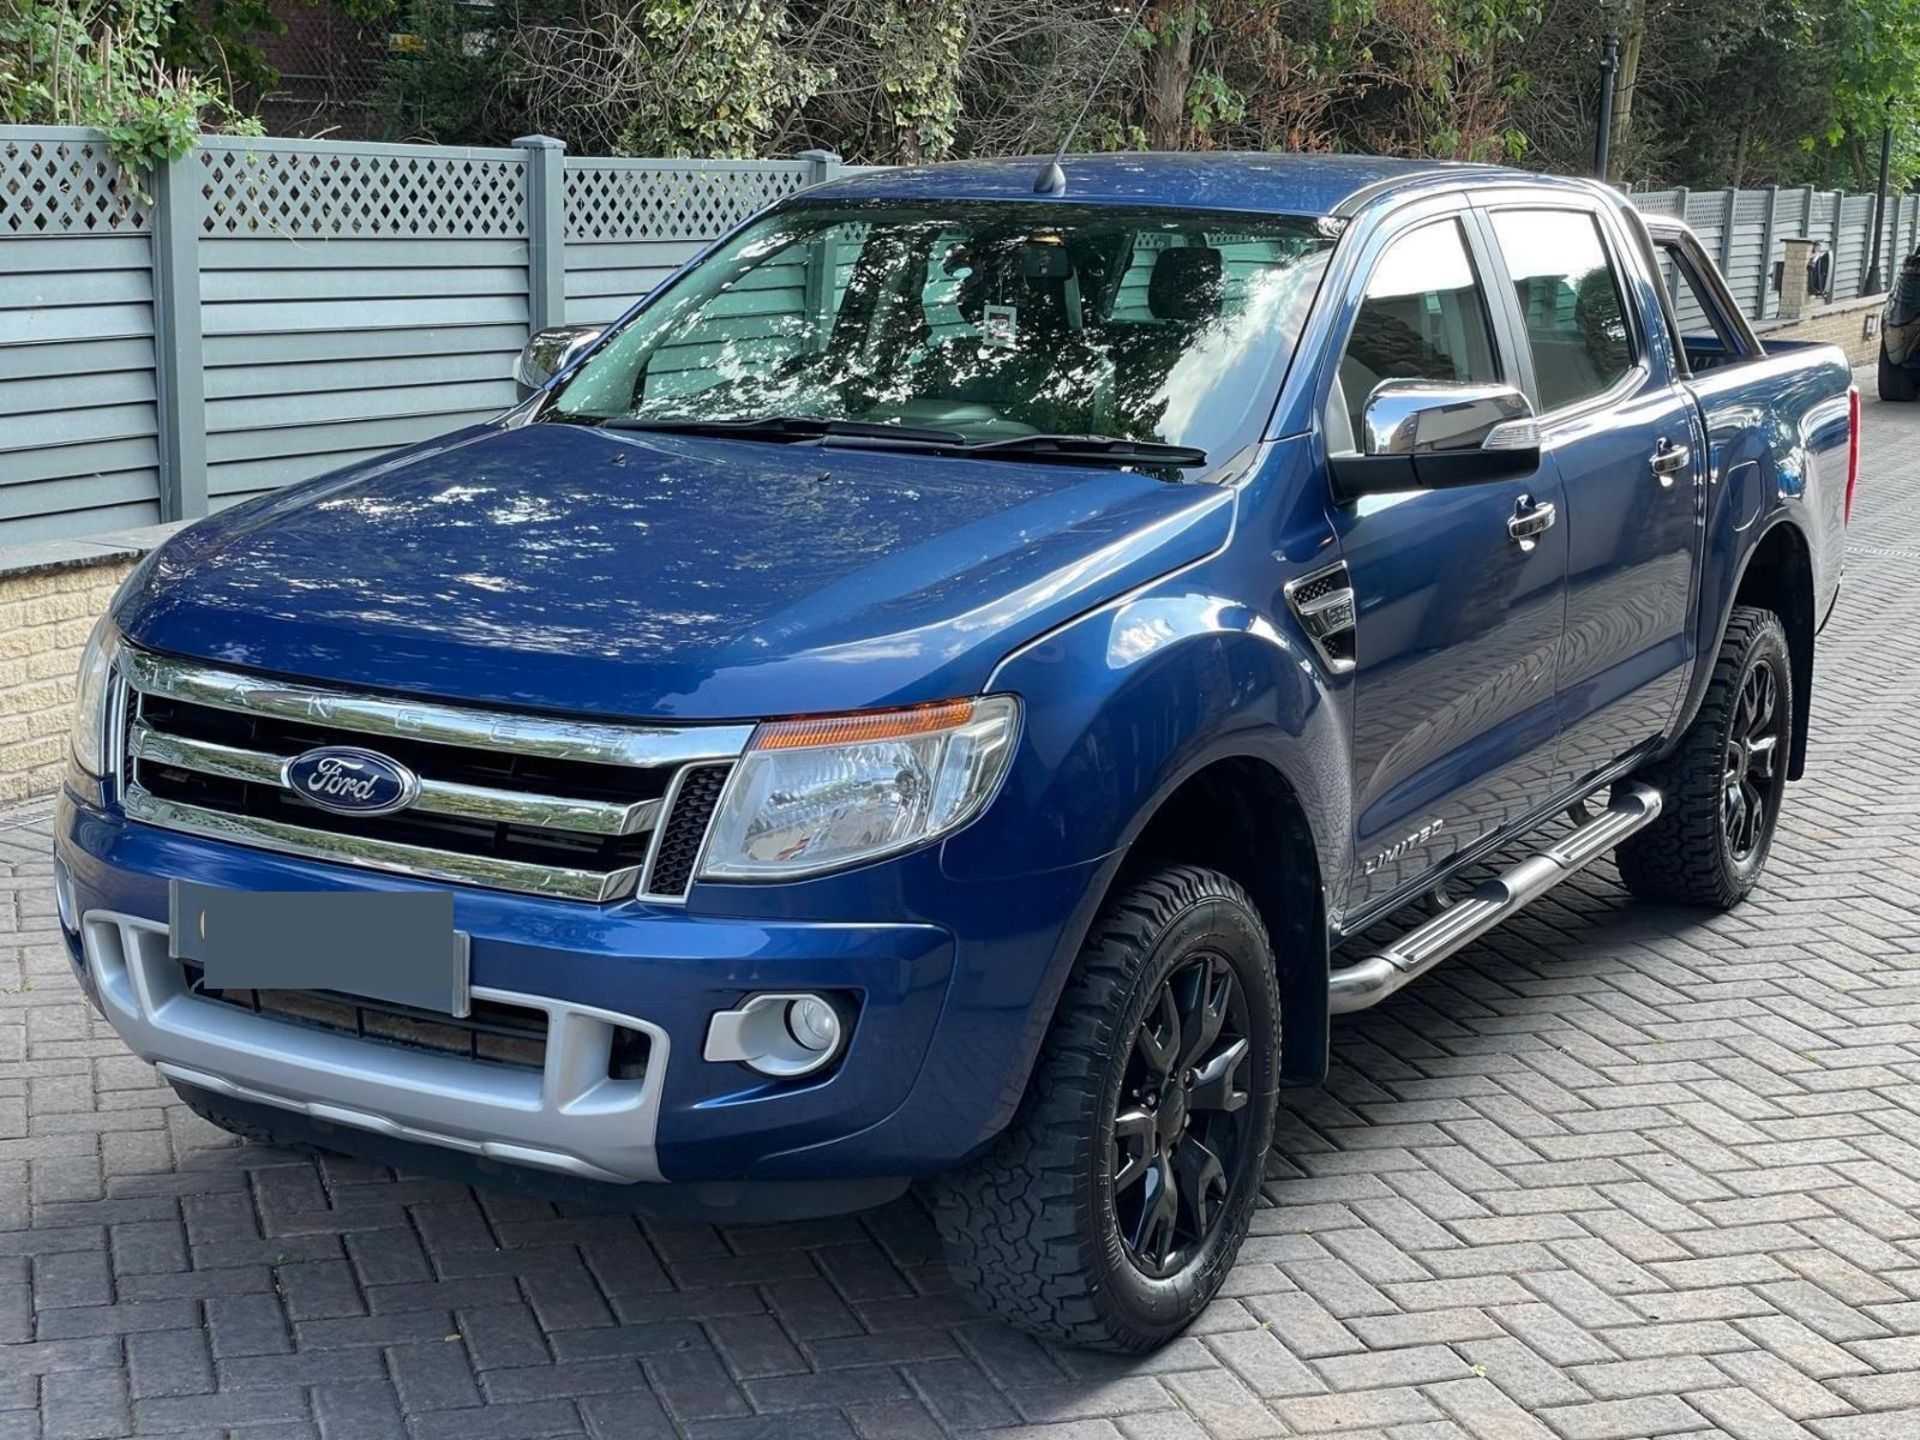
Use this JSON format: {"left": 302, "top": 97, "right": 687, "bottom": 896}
{"left": 1330, "top": 218, "right": 1500, "bottom": 451}
{"left": 1490, "top": 209, "right": 1635, "bottom": 413}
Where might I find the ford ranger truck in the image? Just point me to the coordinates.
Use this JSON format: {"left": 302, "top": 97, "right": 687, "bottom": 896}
{"left": 56, "top": 155, "right": 1855, "bottom": 1353}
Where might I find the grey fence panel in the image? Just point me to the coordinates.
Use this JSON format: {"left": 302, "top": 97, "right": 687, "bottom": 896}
{"left": 1632, "top": 188, "right": 1683, "bottom": 219}
{"left": 0, "top": 132, "right": 164, "bottom": 543}
{"left": 1727, "top": 190, "right": 1770, "bottom": 319}
{"left": 560, "top": 157, "right": 817, "bottom": 326}
{"left": 190, "top": 138, "right": 532, "bottom": 511}
{"left": 1833, "top": 193, "right": 1875, "bottom": 301}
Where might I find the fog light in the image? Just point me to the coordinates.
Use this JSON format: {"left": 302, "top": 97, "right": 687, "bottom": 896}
{"left": 705, "top": 992, "right": 848, "bottom": 1079}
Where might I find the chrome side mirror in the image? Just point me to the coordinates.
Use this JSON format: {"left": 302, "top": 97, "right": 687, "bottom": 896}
{"left": 1335, "top": 379, "right": 1541, "bottom": 498}
{"left": 515, "top": 324, "right": 605, "bottom": 399}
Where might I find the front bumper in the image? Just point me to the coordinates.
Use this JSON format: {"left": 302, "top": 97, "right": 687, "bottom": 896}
{"left": 83, "top": 909, "right": 670, "bottom": 1182}
{"left": 60, "top": 792, "right": 960, "bottom": 1187}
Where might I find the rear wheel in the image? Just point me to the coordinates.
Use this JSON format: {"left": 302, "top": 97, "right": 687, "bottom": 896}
{"left": 935, "top": 865, "right": 1279, "bottom": 1352}
{"left": 1617, "top": 606, "right": 1792, "bottom": 909}
{"left": 1880, "top": 350, "right": 1918, "bottom": 401}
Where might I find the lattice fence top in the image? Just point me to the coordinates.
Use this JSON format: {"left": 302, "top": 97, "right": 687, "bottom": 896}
{"left": 564, "top": 162, "right": 812, "bottom": 242}
{"left": 0, "top": 133, "right": 149, "bottom": 235}
{"left": 197, "top": 145, "right": 527, "bottom": 238}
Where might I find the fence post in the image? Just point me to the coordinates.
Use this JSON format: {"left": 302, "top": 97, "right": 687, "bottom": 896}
{"left": 1718, "top": 188, "right": 1738, "bottom": 280}
{"left": 797, "top": 150, "right": 843, "bottom": 341}
{"left": 150, "top": 150, "right": 207, "bottom": 524}
{"left": 1755, "top": 183, "right": 1779, "bottom": 320}
{"left": 1800, "top": 184, "right": 1815, "bottom": 240}
{"left": 797, "top": 148, "right": 842, "bottom": 189}
{"left": 515, "top": 135, "right": 567, "bottom": 335}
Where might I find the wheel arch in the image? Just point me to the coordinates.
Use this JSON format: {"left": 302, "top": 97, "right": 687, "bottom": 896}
{"left": 1678, "top": 516, "right": 1816, "bottom": 781}
{"left": 1729, "top": 520, "right": 1816, "bottom": 779}
{"left": 1095, "top": 753, "right": 1332, "bottom": 1088}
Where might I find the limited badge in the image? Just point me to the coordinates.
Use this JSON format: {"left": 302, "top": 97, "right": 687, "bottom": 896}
{"left": 982, "top": 303, "right": 1018, "bottom": 348}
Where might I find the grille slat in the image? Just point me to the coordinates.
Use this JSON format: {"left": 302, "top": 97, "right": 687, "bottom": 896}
{"left": 131, "top": 723, "right": 663, "bottom": 837}
{"left": 117, "top": 648, "right": 745, "bottom": 904}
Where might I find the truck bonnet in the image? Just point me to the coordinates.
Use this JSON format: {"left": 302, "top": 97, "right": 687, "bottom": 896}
{"left": 112, "top": 421, "right": 1234, "bottom": 721}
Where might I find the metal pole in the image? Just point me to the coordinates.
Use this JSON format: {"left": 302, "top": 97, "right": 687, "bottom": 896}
{"left": 1594, "top": 28, "right": 1621, "bottom": 180}
{"left": 1865, "top": 119, "right": 1894, "bottom": 293}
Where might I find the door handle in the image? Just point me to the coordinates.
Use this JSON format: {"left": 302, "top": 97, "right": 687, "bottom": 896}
{"left": 1651, "top": 439, "right": 1692, "bottom": 486}
{"left": 1507, "top": 495, "right": 1556, "bottom": 551}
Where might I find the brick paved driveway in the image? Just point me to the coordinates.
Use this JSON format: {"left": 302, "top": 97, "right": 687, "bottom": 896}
{"left": 4, "top": 397, "right": 1920, "bottom": 1440}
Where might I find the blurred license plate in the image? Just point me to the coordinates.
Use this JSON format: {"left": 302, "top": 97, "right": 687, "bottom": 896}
{"left": 169, "top": 880, "right": 469, "bottom": 1017}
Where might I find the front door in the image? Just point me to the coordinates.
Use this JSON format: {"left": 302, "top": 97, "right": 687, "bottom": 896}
{"left": 1482, "top": 205, "right": 1702, "bottom": 785}
{"left": 1326, "top": 214, "right": 1569, "bottom": 916}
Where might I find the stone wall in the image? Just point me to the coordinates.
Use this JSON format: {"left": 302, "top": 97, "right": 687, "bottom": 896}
{"left": 0, "top": 557, "right": 136, "bottom": 804}
{"left": 0, "top": 526, "right": 179, "bottom": 804}
{"left": 1758, "top": 294, "right": 1886, "bottom": 367}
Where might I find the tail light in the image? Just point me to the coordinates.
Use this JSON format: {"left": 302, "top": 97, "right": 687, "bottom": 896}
{"left": 1845, "top": 384, "right": 1861, "bottom": 525}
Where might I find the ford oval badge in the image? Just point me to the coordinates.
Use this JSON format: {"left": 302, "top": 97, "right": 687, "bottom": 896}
{"left": 282, "top": 746, "right": 420, "bottom": 817}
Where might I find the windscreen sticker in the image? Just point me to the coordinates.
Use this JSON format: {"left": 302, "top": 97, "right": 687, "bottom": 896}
{"left": 982, "top": 303, "right": 1018, "bottom": 349}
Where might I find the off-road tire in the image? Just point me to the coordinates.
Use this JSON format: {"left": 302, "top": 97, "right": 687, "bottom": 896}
{"left": 1880, "top": 351, "right": 1919, "bottom": 402}
{"left": 1616, "top": 606, "right": 1792, "bottom": 909}
{"left": 934, "top": 865, "right": 1280, "bottom": 1352}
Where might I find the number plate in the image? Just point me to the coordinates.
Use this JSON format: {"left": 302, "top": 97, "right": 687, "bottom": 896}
{"left": 169, "top": 881, "right": 469, "bottom": 1017}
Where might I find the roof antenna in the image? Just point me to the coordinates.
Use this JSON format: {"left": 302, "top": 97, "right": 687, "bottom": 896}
{"left": 1034, "top": 0, "right": 1153, "bottom": 195}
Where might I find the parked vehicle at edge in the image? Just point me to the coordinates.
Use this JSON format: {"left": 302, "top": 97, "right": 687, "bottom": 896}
{"left": 57, "top": 154, "right": 1855, "bottom": 1352}
{"left": 1880, "top": 247, "right": 1920, "bottom": 399}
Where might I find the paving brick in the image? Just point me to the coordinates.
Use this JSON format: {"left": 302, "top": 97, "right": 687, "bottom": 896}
{"left": 1536, "top": 1395, "right": 1709, "bottom": 1440}
{"left": 40, "top": 1366, "right": 130, "bottom": 1440}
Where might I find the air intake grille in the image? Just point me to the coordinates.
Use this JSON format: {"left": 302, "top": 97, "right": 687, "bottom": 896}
{"left": 180, "top": 960, "right": 551, "bottom": 1069}
{"left": 646, "top": 764, "right": 733, "bottom": 897}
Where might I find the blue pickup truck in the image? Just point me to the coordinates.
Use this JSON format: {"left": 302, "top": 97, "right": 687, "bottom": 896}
{"left": 57, "top": 154, "right": 1854, "bottom": 1352}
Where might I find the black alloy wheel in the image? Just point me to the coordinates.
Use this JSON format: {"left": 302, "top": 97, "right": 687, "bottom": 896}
{"left": 1111, "top": 953, "right": 1253, "bottom": 1278}
{"left": 935, "top": 865, "right": 1279, "bottom": 1352}
{"left": 1616, "top": 605, "right": 1793, "bottom": 909}
{"left": 1723, "top": 657, "right": 1786, "bottom": 866}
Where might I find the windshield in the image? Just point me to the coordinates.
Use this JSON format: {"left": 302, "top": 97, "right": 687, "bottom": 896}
{"left": 547, "top": 200, "right": 1334, "bottom": 464}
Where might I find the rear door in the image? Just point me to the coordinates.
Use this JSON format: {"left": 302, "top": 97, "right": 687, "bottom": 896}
{"left": 1480, "top": 203, "right": 1703, "bottom": 788}
{"left": 1323, "top": 209, "right": 1569, "bottom": 914}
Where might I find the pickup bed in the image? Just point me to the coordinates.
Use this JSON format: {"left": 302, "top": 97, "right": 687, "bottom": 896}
{"left": 55, "top": 153, "right": 1855, "bottom": 1352}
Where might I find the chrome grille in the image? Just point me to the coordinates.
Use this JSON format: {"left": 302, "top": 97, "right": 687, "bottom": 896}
{"left": 116, "top": 647, "right": 749, "bottom": 903}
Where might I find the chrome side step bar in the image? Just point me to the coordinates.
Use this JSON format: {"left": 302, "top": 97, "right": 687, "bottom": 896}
{"left": 1328, "top": 783, "right": 1664, "bottom": 1015}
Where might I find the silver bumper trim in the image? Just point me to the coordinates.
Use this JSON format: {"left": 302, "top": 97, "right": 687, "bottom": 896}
{"left": 84, "top": 910, "right": 669, "bottom": 1183}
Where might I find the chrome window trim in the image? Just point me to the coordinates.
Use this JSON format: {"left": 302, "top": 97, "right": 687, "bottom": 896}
{"left": 130, "top": 723, "right": 663, "bottom": 838}
{"left": 120, "top": 646, "right": 753, "bottom": 769}
{"left": 122, "top": 787, "right": 645, "bottom": 903}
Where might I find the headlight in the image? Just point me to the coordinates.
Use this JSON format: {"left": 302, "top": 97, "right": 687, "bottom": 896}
{"left": 69, "top": 616, "right": 123, "bottom": 778}
{"left": 699, "top": 695, "right": 1020, "bottom": 880}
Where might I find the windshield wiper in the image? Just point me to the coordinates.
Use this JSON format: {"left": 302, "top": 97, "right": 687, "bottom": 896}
{"left": 597, "top": 415, "right": 968, "bottom": 445}
{"left": 585, "top": 416, "right": 1208, "bottom": 470}
{"left": 963, "top": 434, "right": 1210, "bottom": 469}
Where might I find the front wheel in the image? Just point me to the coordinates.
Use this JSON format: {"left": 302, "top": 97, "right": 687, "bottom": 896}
{"left": 934, "top": 865, "right": 1279, "bottom": 1352}
{"left": 1617, "top": 606, "right": 1793, "bottom": 908}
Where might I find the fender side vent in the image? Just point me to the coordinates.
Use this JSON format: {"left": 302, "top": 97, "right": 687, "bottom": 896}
{"left": 1284, "top": 561, "right": 1357, "bottom": 674}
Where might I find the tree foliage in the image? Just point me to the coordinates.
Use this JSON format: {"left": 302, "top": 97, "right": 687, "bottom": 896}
{"left": 0, "top": 0, "right": 260, "bottom": 176}
{"left": 8, "top": 0, "right": 1920, "bottom": 190}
